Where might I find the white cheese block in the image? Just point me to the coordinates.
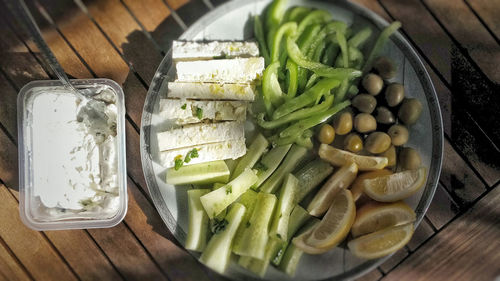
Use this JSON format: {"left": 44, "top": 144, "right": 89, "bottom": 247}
{"left": 159, "top": 99, "right": 247, "bottom": 124}
{"left": 167, "top": 82, "right": 256, "bottom": 101}
{"left": 157, "top": 121, "right": 244, "bottom": 151}
{"left": 160, "top": 139, "right": 246, "bottom": 168}
{"left": 172, "top": 41, "right": 259, "bottom": 61}
{"left": 175, "top": 57, "right": 265, "bottom": 83}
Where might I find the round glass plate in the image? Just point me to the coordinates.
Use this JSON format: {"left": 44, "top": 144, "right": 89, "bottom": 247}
{"left": 140, "top": 0, "right": 443, "bottom": 280}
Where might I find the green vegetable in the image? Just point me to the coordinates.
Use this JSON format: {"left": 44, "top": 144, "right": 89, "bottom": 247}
{"left": 233, "top": 193, "right": 277, "bottom": 259}
{"left": 294, "top": 134, "right": 313, "bottom": 149}
{"left": 270, "top": 173, "right": 298, "bottom": 241}
{"left": 304, "top": 73, "right": 320, "bottom": 90}
{"left": 233, "top": 190, "right": 259, "bottom": 251}
{"left": 362, "top": 21, "right": 401, "bottom": 73}
{"left": 195, "top": 107, "right": 203, "bottom": 119}
{"left": 200, "top": 169, "right": 258, "bottom": 219}
{"left": 321, "top": 43, "right": 339, "bottom": 66}
{"left": 185, "top": 189, "right": 210, "bottom": 252}
{"left": 212, "top": 182, "right": 225, "bottom": 190}
{"left": 257, "top": 95, "right": 334, "bottom": 129}
{"left": 166, "top": 160, "right": 230, "bottom": 185}
{"left": 348, "top": 27, "right": 372, "bottom": 48}
{"left": 210, "top": 218, "right": 228, "bottom": 234}
{"left": 294, "top": 159, "right": 334, "bottom": 202}
{"left": 200, "top": 203, "right": 246, "bottom": 274}
{"left": 286, "top": 6, "right": 311, "bottom": 23}
{"left": 254, "top": 144, "right": 292, "bottom": 188}
{"left": 174, "top": 158, "right": 183, "bottom": 170}
{"left": 239, "top": 238, "right": 281, "bottom": 277}
{"left": 254, "top": 15, "right": 270, "bottom": 65}
{"left": 296, "top": 9, "right": 331, "bottom": 35}
{"left": 262, "top": 61, "right": 283, "bottom": 113}
{"left": 225, "top": 158, "right": 238, "bottom": 174}
{"left": 279, "top": 100, "right": 351, "bottom": 139}
{"left": 260, "top": 145, "right": 308, "bottom": 194}
{"left": 184, "top": 148, "right": 199, "bottom": 163}
{"left": 271, "top": 22, "right": 297, "bottom": 62}
{"left": 231, "top": 134, "right": 269, "bottom": 180}
{"left": 336, "top": 31, "right": 349, "bottom": 68}
{"left": 285, "top": 59, "right": 298, "bottom": 99}
{"left": 181, "top": 104, "right": 187, "bottom": 110}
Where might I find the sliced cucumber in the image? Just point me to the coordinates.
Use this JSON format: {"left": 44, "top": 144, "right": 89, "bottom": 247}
{"left": 294, "top": 159, "right": 334, "bottom": 202}
{"left": 212, "top": 182, "right": 225, "bottom": 190}
{"left": 185, "top": 189, "right": 211, "bottom": 252}
{"left": 225, "top": 158, "right": 239, "bottom": 174}
{"left": 166, "top": 160, "right": 230, "bottom": 185}
{"left": 232, "top": 134, "right": 269, "bottom": 180}
{"left": 272, "top": 205, "right": 311, "bottom": 266}
{"left": 239, "top": 238, "right": 281, "bottom": 277}
{"left": 278, "top": 218, "right": 320, "bottom": 276}
{"left": 200, "top": 203, "right": 246, "bottom": 274}
{"left": 254, "top": 144, "right": 292, "bottom": 188}
{"left": 260, "top": 145, "right": 308, "bottom": 193}
{"left": 200, "top": 168, "right": 258, "bottom": 219}
{"left": 233, "top": 190, "right": 259, "bottom": 251}
{"left": 270, "top": 173, "right": 298, "bottom": 241}
{"left": 233, "top": 193, "right": 277, "bottom": 259}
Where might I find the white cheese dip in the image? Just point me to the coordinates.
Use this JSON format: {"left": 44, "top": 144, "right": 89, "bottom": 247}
{"left": 30, "top": 88, "right": 120, "bottom": 220}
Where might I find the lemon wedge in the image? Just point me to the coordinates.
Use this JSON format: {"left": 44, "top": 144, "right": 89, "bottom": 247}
{"left": 362, "top": 167, "right": 427, "bottom": 202}
{"left": 348, "top": 223, "right": 414, "bottom": 259}
{"left": 292, "top": 189, "right": 356, "bottom": 254}
{"left": 351, "top": 201, "right": 416, "bottom": 237}
{"left": 318, "top": 144, "right": 388, "bottom": 171}
{"left": 350, "top": 169, "right": 393, "bottom": 202}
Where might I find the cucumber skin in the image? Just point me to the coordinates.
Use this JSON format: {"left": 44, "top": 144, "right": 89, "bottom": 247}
{"left": 200, "top": 203, "right": 246, "bottom": 274}
{"left": 166, "top": 160, "right": 230, "bottom": 185}
{"left": 185, "top": 189, "right": 211, "bottom": 252}
{"left": 255, "top": 144, "right": 292, "bottom": 187}
{"left": 200, "top": 169, "right": 258, "bottom": 219}
{"left": 233, "top": 193, "right": 277, "bottom": 259}
{"left": 294, "top": 159, "right": 334, "bottom": 202}
{"left": 270, "top": 173, "right": 298, "bottom": 241}
{"left": 233, "top": 190, "right": 259, "bottom": 251}
{"left": 240, "top": 238, "right": 281, "bottom": 277}
{"left": 232, "top": 134, "right": 269, "bottom": 180}
{"left": 260, "top": 145, "right": 308, "bottom": 194}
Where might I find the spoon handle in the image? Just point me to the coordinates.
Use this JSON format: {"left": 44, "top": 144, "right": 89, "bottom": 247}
{"left": 7, "top": 0, "right": 81, "bottom": 95}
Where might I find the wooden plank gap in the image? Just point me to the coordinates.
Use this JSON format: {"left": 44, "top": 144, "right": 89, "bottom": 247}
{"left": 159, "top": 0, "right": 188, "bottom": 30}
{"left": 463, "top": 0, "right": 500, "bottom": 44}
{"left": 0, "top": 234, "right": 35, "bottom": 281}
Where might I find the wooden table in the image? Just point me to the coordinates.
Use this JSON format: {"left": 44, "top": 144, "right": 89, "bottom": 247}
{"left": 0, "top": 0, "right": 498, "bottom": 280}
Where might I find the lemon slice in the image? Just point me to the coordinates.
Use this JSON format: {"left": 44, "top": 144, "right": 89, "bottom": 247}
{"left": 350, "top": 169, "right": 393, "bottom": 202}
{"left": 318, "top": 144, "right": 388, "bottom": 171}
{"left": 293, "top": 189, "right": 356, "bottom": 254}
{"left": 348, "top": 223, "right": 414, "bottom": 259}
{"left": 362, "top": 167, "right": 427, "bottom": 202}
{"left": 351, "top": 201, "right": 416, "bottom": 237}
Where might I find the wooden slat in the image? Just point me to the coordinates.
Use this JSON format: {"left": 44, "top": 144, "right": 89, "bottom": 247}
{"left": 383, "top": 185, "right": 500, "bottom": 281}
{"left": 355, "top": 268, "right": 383, "bottom": 281}
{"left": 0, "top": 238, "right": 32, "bottom": 281}
{"left": 175, "top": 0, "right": 210, "bottom": 27}
{"left": 423, "top": 0, "right": 500, "bottom": 83}
{"left": 466, "top": 0, "right": 500, "bottom": 40}
{"left": 0, "top": 186, "right": 77, "bottom": 281}
{"left": 0, "top": 73, "right": 18, "bottom": 140}
{"left": 350, "top": 0, "right": 391, "bottom": 22}
{"left": 425, "top": 184, "right": 460, "bottom": 230}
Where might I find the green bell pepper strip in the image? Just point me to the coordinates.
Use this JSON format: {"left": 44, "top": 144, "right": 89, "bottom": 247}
{"left": 312, "top": 40, "right": 326, "bottom": 62}
{"left": 334, "top": 79, "right": 349, "bottom": 105}
{"left": 348, "top": 26, "right": 372, "bottom": 49}
{"left": 279, "top": 100, "right": 351, "bottom": 139}
{"left": 304, "top": 73, "right": 320, "bottom": 90}
{"left": 262, "top": 61, "right": 283, "bottom": 114}
{"left": 295, "top": 135, "right": 313, "bottom": 149}
{"left": 286, "top": 36, "right": 362, "bottom": 79}
{"left": 295, "top": 24, "right": 321, "bottom": 92}
{"left": 257, "top": 95, "right": 334, "bottom": 129}
{"left": 271, "top": 22, "right": 298, "bottom": 62}
{"left": 273, "top": 78, "right": 340, "bottom": 119}
{"left": 285, "top": 59, "right": 298, "bottom": 99}
{"left": 335, "top": 46, "right": 364, "bottom": 68}
{"left": 254, "top": 15, "right": 270, "bottom": 65}
{"left": 362, "top": 21, "right": 401, "bottom": 73}
{"left": 336, "top": 31, "right": 349, "bottom": 68}
{"left": 287, "top": 7, "right": 311, "bottom": 23}
{"left": 306, "top": 21, "right": 347, "bottom": 58}
{"left": 266, "top": 0, "right": 288, "bottom": 30}
{"left": 269, "top": 129, "right": 312, "bottom": 147}
{"left": 296, "top": 9, "right": 331, "bottom": 35}
{"left": 321, "top": 43, "right": 339, "bottom": 66}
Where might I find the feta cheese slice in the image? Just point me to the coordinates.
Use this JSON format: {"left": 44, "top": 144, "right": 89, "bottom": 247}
{"left": 159, "top": 139, "right": 246, "bottom": 168}
{"left": 167, "top": 82, "right": 256, "bottom": 101}
{"left": 159, "top": 99, "right": 247, "bottom": 124}
{"left": 175, "top": 57, "right": 265, "bottom": 83}
{"left": 172, "top": 41, "right": 259, "bottom": 61}
{"left": 157, "top": 121, "right": 244, "bottom": 151}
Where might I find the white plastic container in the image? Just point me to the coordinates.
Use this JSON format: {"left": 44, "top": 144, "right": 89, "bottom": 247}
{"left": 18, "top": 79, "right": 128, "bottom": 230}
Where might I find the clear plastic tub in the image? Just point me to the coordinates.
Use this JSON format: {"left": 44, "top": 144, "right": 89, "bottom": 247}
{"left": 18, "top": 79, "right": 128, "bottom": 230}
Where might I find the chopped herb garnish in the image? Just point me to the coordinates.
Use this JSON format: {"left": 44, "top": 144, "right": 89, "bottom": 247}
{"left": 225, "top": 185, "right": 232, "bottom": 194}
{"left": 195, "top": 107, "right": 203, "bottom": 119}
{"left": 211, "top": 218, "right": 229, "bottom": 234}
{"left": 184, "top": 148, "right": 199, "bottom": 163}
{"left": 174, "top": 158, "right": 183, "bottom": 170}
{"left": 276, "top": 233, "right": 282, "bottom": 239}
{"left": 253, "top": 162, "right": 268, "bottom": 172}
{"left": 181, "top": 103, "right": 187, "bottom": 110}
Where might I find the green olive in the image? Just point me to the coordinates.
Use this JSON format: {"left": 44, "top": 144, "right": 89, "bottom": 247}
{"left": 385, "top": 83, "right": 405, "bottom": 107}
{"left": 399, "top": 147, "right": 422, "bottom": 170}
{"left": 398, "top": 98, "right": 423, "bottom": 125}
{"left": 333, "top": 111, "right": 353, "bottom": 135}
{"left": 373, "top": 56, "right": 397, "bottom": 79}
{"left": 352, "top": 94, "right": 377, "bottom": 114}
{"left": 343, "top": 133, "right": 363, "bottom": 153}
{"left": 362, "top": 73, "right": 384, "bottom": 96}
{"left": 379, "top": 145, "right": 396, "bottom": 167}
{"left": 354, "top": 113, "right": 377, "bottom": 133}
{"left": 318, "top": 124, "right": 335, "bottom": 144}
{"left": 365, "top": 132, "right": 392, "bottom": 154}
{"left": 388, "top": 124, "right": 409, "bottom": 146}
{"left": 375, "top": 106, "right": 396, "bottom": 124}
